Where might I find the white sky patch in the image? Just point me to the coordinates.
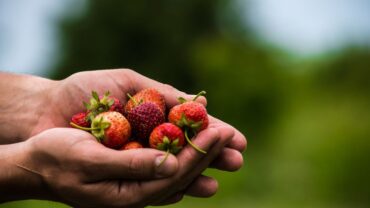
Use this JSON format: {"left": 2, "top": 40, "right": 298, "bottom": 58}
{"left": 1, "top": 1, "right": 369, "bottom": 76}
{"left": 244, "top": 0, "right": 370, "bottom": 55}
{"left": 0, "top": 0, "right": 84, "bottom": 76}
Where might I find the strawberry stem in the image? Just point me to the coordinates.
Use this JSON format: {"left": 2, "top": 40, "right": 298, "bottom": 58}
{"left": 193, "top": 91, "right": 206, "bottom": 101}
{"left": 70, "top": 122, "right": 99, "bottom": 131}
{"left": 127, "top": 93, "right": 138, "bottom": 106}
{"left": 184, "top": 129, "right": 207, "bottom": 154}
{"left": 158, "top": 148, "right": 170, "bottom": 167}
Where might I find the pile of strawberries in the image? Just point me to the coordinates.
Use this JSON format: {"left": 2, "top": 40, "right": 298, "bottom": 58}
{"left": 70, "top": 88, "right": 208, "bottom": 164}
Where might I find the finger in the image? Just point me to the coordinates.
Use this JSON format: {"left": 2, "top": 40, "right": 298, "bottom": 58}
{"left": 174, "top": 125, "right": 233, "bottom": 178}
{"left": 185, "top": 175, "right": 218, "bottom": 197}
{"left": 178, "top": 126, "right": 234, "bottom": 180}
{"left": 82, "top": 147, "right": 178, "bottom": 181}
{"left": 132, "top": 127, "right": 222, "bottom": 201}
{"left": 176, "top": 127, "right": 223, "bottom": 172}
{"left": 79, "top": 181, "right": 142, "bottom": 208}
{"left": 151, "top": 192, "right": 184, "bottom": 206}
{"left": 209, "top": 115, "right": 247, "bottom": 152}
{"left": 122, "top": 69, "right": 207, "bottom": 107}
{"left": 209, "top": 147, "right": 244, "bottom": 171}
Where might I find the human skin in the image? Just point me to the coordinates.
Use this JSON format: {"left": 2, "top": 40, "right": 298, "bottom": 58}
{"left": 0, "top": 69, "right": 247, "bottom": 207}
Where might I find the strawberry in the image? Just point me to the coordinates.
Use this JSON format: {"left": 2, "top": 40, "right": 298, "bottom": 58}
{"left": 120, "top": 141, "right": 143, "bottom": 150}
{"left": 127, "top": 102, "right": 165, "bottom": 141}
{"left": 84, "top": 91, "right": 123, "bottom": 122}
{"left": 149, "top": 123, "right": 185, "bottom": 165}
{"left": 149, "top": 123, "right": 185, "bottom": 152}
{"left": 168, "top": 91, "right": 208, "bottom": 154}
{"left": 106, "top": 96, "right": 124, "bottom": 114}
{"left": 125, "top": 88, "right": 166, "bottom": 115}
{"left": 70, "top": 112, "right": 90, "bottom": 127}
{"left": 70, "top": 111, "right": 131, "bottom": 149}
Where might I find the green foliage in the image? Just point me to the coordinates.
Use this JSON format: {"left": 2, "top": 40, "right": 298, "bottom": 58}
{"left": 4, "top": 1, "right": 368, "bottom": 208}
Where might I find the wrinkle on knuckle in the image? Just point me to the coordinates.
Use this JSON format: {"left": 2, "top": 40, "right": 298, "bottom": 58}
{"left": 128, "top": 154, "right": 146, "bottom": 177}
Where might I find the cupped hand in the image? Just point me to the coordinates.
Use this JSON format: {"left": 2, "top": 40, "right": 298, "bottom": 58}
{"left": 21, "top": 124, "right": 234, "bottom": 208}
{"left": 25, "top": 69, "right": 246, "bottom": 204}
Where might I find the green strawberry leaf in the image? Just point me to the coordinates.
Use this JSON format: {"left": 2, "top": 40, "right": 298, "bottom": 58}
{"left": 163, "top": 136, "right": 170, "bottom": 144}
{"left": 177, "top": 97, "right": 187, "bottom": 104}
{"left": 104, "top": 91, "right": 110, "bottom": 97}
{"left": 108, "top": 99, "right": 115, "bottom": 106}
{"left": 83, "top": 101, "right": 89, "bottom": 109}
{"left": 157, "top": 143, "right": 166, "bottom": 151}
{"left": 92, "top": 91, "right": 99, "bottom": 101}
{"left": 190, "top": 121, "right": 203, "bottom": 131}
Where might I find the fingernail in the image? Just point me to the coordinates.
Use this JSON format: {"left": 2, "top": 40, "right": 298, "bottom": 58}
{"left": 155, "top": 154, "right": 177, "bottom": 177}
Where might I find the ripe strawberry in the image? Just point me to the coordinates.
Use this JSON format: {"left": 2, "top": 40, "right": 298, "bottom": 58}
{"left": 149, "top": 123, "right": 185, "bottom": 165}
{"left": 70, "top": 111, "right": 131, "bottom": 149}
{"left": 84, "top": 91, "right": 123, "bottom": 122}
{"left": 125, "top": 88, "right": 166, "bottom": 115}
{"left": 120, "top": 141, "right": 143, "bottom": 150}
{"left": 70, "top": 112, "right": 90, "bottom": 127}
{"left": 168, "top": 91, "right": 208, "bottom": 154}
{"left": 149, "top": 123, "right": 185, "bottom": 152}
{"left": 105, "top": 96, "right": 124, "bottom": 114}
{"left": 127, "top": 102, "right": 165, "bottom": 140}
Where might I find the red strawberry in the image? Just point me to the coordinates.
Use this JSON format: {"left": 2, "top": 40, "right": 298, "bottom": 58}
{"left": 70, "top": 112, "right": 90, "bottom": 127}
{"left": 149, "top": 123, "right": 185, "bottom": 165}
{"left": 70, "top": 111, "right": 131, "bottom": 149}
{"left": 120, "top": 141, "right": 143, "bottom": 150}
{"left": 84, "top": 91, "right": 122, "bottom": 122}
{"left": 108, "top": 96, "right": 124, "bottom": 114}
{"left": 149, "top": 123, "right": 185, "bottom": 151}
{"left": 168, "top": 91, "right": 208, "bottom": 154}
{"left": 125, "top": 88, "right": 166, "bottom": 115}
{"left": 127, "top": 102, "right": 165, "bottom": 140}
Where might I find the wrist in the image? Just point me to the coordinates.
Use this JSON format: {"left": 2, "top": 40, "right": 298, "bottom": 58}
{"left": 0, "top": 73, "right": 57, "bottom": 143}
{"left": 0, "top": 140, "right": 50, "bottom": 202}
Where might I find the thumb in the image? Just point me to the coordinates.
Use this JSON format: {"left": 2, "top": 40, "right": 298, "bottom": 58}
{"left": 85, "top": 147, "right": 179, "bottom": 181}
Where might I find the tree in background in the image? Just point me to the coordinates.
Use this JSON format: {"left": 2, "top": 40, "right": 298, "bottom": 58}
{"left": 52, "top": 0, "right": 283, "bottom": 142}
{"left": 50, "top": 0, "right": 370, "bottom": 206}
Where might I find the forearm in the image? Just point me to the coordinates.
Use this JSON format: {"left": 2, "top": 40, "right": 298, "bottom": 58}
{"left": 0, "top": 72, "right": 55, "bottom": 144}
{"left": 0, "top": 140, "right": 46, "bottom": 202}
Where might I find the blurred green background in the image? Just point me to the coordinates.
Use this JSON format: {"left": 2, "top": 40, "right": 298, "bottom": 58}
{"left": 1, "top": 0, "right": 370, "bottom": 207}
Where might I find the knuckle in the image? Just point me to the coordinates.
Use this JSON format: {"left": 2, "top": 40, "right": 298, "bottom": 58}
{"left": 162, "top": 83, "right": 177, "bottom": 92}
{"left": 121, "top": 68, "right": 136, "bottom": 77}
{"left": 128, "top": 155, "right": 146, "bottom": 177}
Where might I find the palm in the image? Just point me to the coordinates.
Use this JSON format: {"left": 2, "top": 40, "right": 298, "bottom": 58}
{"left": 31, "top": 70, "right": 133, "bottom": 137}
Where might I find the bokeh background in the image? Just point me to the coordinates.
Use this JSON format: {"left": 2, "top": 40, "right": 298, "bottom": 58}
{"left": 1, "top": 0, "right": 370, "bottom": 207}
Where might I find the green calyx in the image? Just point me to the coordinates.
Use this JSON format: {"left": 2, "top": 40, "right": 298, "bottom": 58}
{"left": 176, "top": 113, "right": 203, "bottom": 132}
{"left": 69, "top": 116, "right": 111, "bottom": 143}
{"left": 177, "top": 90, "right": 206, "bottom": 104}
{"left": 157, "top": 136, "right": 182, "bottom": 154}
{"left": 84, "top": 91, "right": 115, "bottom": 122}
{"left": 184, "top": 128, "right": 207, "bottom": 154}
{"left": 127, "top": 93, "right": 143, "bottom": 107}
{"left": 156, "top": 137, "right": 182, "bottom": 167}
{"left": 91, "top": 116, "right": 111, "bottom": 142}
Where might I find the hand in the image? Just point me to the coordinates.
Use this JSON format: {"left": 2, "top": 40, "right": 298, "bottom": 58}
{"left": 6, "top": 125, "right": 233, "bottom": 207}
{"left": 1, "top": 69, "right": 246, "bottom": 203}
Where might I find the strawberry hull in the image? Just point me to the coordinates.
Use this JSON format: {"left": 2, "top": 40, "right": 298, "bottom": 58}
{"left": 93, "top": 112, "right": 131, "bottom": 149}
{"left": 168, "top": 101, "right": 209, "bottom": 132}
{"left": 149, "top": 123, "right": 185, "bottom": 153}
